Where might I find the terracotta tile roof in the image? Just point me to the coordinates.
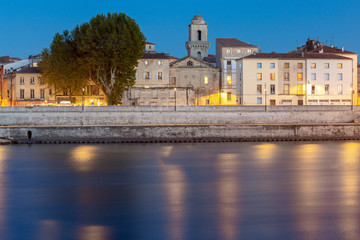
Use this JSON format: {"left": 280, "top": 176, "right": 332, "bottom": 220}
{"left": 309, "top": 46, "right": 356, "bottom": 54}
{"left": 241, "top": 52, "right": 352, "bottom": 60}
{"left": 141, "top": 52, "right": 177, "bottom": 60}
{"left": 217, "top": 38, "right": 258, "bottom": 48}
{"left": 16, "top": 67, "right": 41, "bottom": 74}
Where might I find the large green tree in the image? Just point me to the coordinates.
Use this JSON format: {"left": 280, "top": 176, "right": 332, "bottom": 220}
{"left": 39, "top": 30, "right": 87, "bottom": 102}
{"left": 40, "top": 12, "right": 145, "bottom": 105}
{"left": 73, "top": 13, "right": 145, "bottom": 105}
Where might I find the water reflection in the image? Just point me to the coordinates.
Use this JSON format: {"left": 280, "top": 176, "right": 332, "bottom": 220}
{"left": 77, "top": 225, "right": 111, "bottom": 240}
{"left": 253, "top": 143, "right": 278, "bottom": 163}
{"left": 38, "top": 220, "right": 59, "bottom": 240}
{"left": 0, "top": 146, "right": 8, "bottom": 231}
{"left": 70, "top": 146, "right": 100, "bottom": 171}
{"left": 216, "top": 154, "right": 241, "bottom": 240}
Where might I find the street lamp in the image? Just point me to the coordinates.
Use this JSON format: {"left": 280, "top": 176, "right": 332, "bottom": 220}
{"left": 82, "top": 84, "right": 85, "bottom": 111}
{"left": 174, "top": 88, "right": 177, "bottom": 111}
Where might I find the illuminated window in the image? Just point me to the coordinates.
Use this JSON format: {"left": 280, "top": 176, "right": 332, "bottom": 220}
{"left": 20, "top": 89, "right": 24, "bottom": 100}
{"left": 237, "top": 49, "right": 241, "bottom": 53}
{"left": 227, "top": 92, "right": 231, "bottom": 101}
{"left": 247, "top": 49, "right": 251, "bottom": 53}
{"left": 311, "top": 63, "right": 316, "bottom": 68}
{"left": 298, "top": 63, "right": 303, "bottom": 69}
{"left": 297, "top": 84, "right": 305, "bottom": 94}
{"left": 338, "top": 84, "right": 343, "bottom": 94}
{"left": 311, "top": 85, "right": 315, "bottom": 94}
{"left": 298, "top": 73, "right": 303, "bottom": 81}
{"left": 311, "top": 73, "right": 316, "bottom": 80}
{"left": 257, "top": 73, "right": 262, "bottom": 80}
{"left": 144, "top": 71, "right": 150, "bottom": 80}
{"left": 324, "top": 73, "right": 330, "bottom": 80}
{"left": 284, "top": 72, "right": 289, "bottom": 81}
{"left": 338, "top": 73, "right": 343, "bottom": 80}
{"left": 226, "top": 49, "right": 231, "bottom": 53}
{"left": 144, "top": 60, "right": 150, "bottom": 65}
{"left": 284, "top": 63, "right": 289, "bottom": 69}
{"left": 324, "top": 63, "right": 329, "bottom": 68}
{"left": 284, "top": 84, "right": 289, "bottom": 95}
{"left": 257, "top": 63, "right": 262, "bottom": 68}
{"left": 325, "top": 84, "right": 329, "bottom": 94}
{"left": 270, "top": 73, "right": 275, "bottom": 80}
{"left": 226, "top": 75, "right": 232, "bottom": 84}
{"left": 270, "top": 84, "right": 275, "bottom": 94}
{"left": 20, "top": 77, "right": 24, "bottom": 84}
{"left": 257, "top": 84, "right": 262, "bottom": 94}
{"left": 257, "top": 97, "right": 262, "bottom": 104}
{"left": 157, "top": 60, "right": 163, "bottom": 66}
{"left": 338, "top": 63, "right": 343, "bottom": 69}
{"left": 270, "top": 63, "right": 275, "bottom": 68}
{"left": 204, "top": 76, "right": 208, "bottom": 84}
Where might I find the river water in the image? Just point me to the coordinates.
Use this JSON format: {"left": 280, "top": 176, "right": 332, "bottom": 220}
{"left": 0, "top": 142, "right": 359, "bottom": 240}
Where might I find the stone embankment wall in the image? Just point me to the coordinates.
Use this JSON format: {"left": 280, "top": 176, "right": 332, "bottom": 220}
{"left": 0, "top": 106, "right": 359, "bottom": 143}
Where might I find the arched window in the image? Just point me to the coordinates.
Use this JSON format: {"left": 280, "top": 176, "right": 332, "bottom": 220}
{"left": 197, "top": 52, "right": 201, "bottom": 59}
{"left": 197, "top": 30, "right": 201, "bottom": 41}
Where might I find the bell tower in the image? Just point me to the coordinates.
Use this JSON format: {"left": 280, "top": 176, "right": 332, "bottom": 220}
{"left": 185, "top": 15, "right": 210, "bottom": 60}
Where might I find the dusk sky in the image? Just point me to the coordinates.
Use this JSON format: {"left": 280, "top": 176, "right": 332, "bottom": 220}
{"left": 1, "top": 0, "right": 359, "bottom": 60}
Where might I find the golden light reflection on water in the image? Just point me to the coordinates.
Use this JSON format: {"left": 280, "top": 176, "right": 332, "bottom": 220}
{"left": 70, "top": 146, "right": 100, "bottom": 171}
{"left": 216, "top": 154, "right": 241, "bottom": 240}
{"left": 337, "top": 142, "right": 360, "bottom": 240}
{"left": 0, "top": 147, "right": 8, "bottom": 230}
{"left": 253, "top": 143, "right": 278, "bottom": 163}
{"left": 38, "top": 220, "right": 59, "bottom": 240}
{"left": 162, "top": 164, "right": 187, "bottom": 240}
{"left": 294, "top": 144, "right": 323, "bottom": 237}
{"left": 77, "top": 225, "right": 111, "bottom": 240}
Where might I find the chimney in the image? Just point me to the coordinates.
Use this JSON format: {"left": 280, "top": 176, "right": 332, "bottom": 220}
{"left": 341, "top": 46, "right": 344, "bottom": 52}
{"left": 330, "top": 44, "right": 334, "bottom": 48}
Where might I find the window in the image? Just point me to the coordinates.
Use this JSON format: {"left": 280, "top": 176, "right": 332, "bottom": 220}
{"left": 49, "top": 89, "right": 52, "bottom": 95}
{"left": 187, "top": 61, "right": 193, "bottom": 66}
{"left": 311, "top": 85, "right": 315, "bottom": 94}
{"left": 236, "top": 49, "right": 241, "bottom": 53}
{"left": 298, "top": 73, "right": 303, "bottom": 81}
{"left": 338, "top": 63, "right": 343, "bottom": 69}
{"left": 311, "top": 73, "right": 316, "bottom": 80}
{"left": 239, "top": 63, "right": 242, "bottom": 68}
{"left": 30, "top": 77, "right": 35, "bottom": 84}
{"left": 247, "top": 49, "right": 251, "bottom": 53}
{"left": 257, "top": 73, "right": 262, "bottom": 80}
{"left": 284, "top": 72, "right": 289, "bottom": 81}
{"left": 257, "top": 84, "right": 262, "bottom": 94}
{"left": 20, "top": 77, "right": 24, "bottom": 85}
{"left": 226, "top": 49, "right": 231, "bottom": 53}
{"left": 257, "top": 63, "right": 262, "bottom": 68}
{"left": 227, "top": 92, "right": 231, "bottom": 101}
{"left": 144, "top": 72, "right": 150, "bottom": 80}
{"left": 144, "top": 60, "right": 150, "bottom": 65}
{"left": 298, "top": 84, "right": 305, "bottom": 94}
{"left": 170, "top": 77, "right": 176, "bottom": 86}
{"left": 257, "top": 97, "right": 262, "bottom": 104}
{"left": 20, "top": 89, "right": 24, "bottom": 100}
{"left": 239, "top": 73, "right": 242, "bottom": 81}
{"left": 270, "top": 63, "right": 275, "bottom": 68}
{"left": 270, "top": 84, "right": 275, "bottom": 94}
{"left": 284, "top": 84, "right": 289, "bottom": 95}
{"left": 40, "top": 89, "right": 45, "bottom": 99}
{"left": 226, "top": 75, "right": 232, "bottom": 84}
{"left": 311, "top": 63, "right": 316, "bottom": 69}
{"left": 284, "top": 63, "right": 289, "bottom": 69}
{"left": 298, "top": 63, "right": 303, "bottom": 69}
{"left": 325, "top": 85, "right": 329, "bottom": 95}
{"left": 338, "top": 73, "right": 343, "bottom": 80}
{"left": 324, "top": 63, "right": 329, "bottom": 69}
{"left": 204, "top": 76, "right": 208, "bottom": 84}
{"left": 338, "top": 84, "right": 343, "bottom": 95}
{"left": 157, "top": 60, "right": 163, "bottom": 66}
{"left": 324, "top": 73, "right": 330, "bottom": 80}
{"left": 30, "top": 89, "right": 35, "bottom": 99}
{"left": 197, "top": 30, "right": 201, "bottom": 41}
{"left": 227, "top": 61, "right": 231, "bottom": 65}
{"left": 270, "top": 73, "right": 275, "bottom": 80}
{"left": 157, "top": 72, "right": 163, "bottom": 80}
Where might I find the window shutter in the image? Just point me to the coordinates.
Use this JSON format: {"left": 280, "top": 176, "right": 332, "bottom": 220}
{"left": 149, "top": 72, "right": 152, "bottom": 79}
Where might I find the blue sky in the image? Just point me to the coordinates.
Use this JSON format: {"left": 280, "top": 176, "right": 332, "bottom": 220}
{"left": 1, "top": 0, "right": 359, "bottom": 60}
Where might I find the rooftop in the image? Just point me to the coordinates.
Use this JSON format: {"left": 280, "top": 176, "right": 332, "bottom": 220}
{"left": 217, "top": 38, "right": 258, "bottom": 48}
{"left": 241, "top": 52, "right": 352, "bottom": 60}
{"left": 141, "top": 52, "right": 177, "bottom": 60}
{"left": 309, "top": 45, "right": 356, "bottom": 54}
{"left": 16, "top": 67, "right": 41, "bottom": 74}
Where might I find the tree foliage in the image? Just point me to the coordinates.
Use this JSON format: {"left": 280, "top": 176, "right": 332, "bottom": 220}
{"left": 40, "top": 13, "right": 145, "bottom": 105}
